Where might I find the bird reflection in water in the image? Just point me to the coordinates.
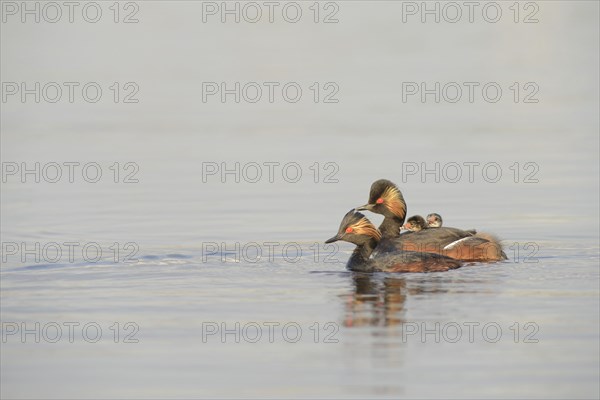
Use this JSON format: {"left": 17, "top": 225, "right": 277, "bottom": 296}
{"left": 341, "top": 274, "right": 407, "bottom": 327}
{"left": 341, "top": 274, "right": 451, "bottom": 328}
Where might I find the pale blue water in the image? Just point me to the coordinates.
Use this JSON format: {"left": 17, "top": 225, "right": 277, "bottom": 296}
{"left": 1, "top": 1, "right": 599, "bottom": 399}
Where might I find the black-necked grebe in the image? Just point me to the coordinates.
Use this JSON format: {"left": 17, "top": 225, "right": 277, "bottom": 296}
{"left": 356, "top": 179, "right": 507, "bottom": 262}
{"left": 325, "top": 210, "right": 463, "bottom": 273}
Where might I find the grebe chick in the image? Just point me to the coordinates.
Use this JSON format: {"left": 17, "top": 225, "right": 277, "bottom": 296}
{"left": 427, "top": 213, "right": 443, "bottom": 227}
{"left": 356, "top": 179, "right": 506, "bottom": 262}
{"left": 403, "top": 215, "right": 428, "bottom": 232}
{"left": 325, "top": 210, "right": 463, "bottom": 273}
{"left": 427, "top": 212, "right": 477, "bottom": 234}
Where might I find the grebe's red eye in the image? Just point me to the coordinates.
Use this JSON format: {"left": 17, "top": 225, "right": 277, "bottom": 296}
{"left": 376, "top": 198, "right": 384, "bottom": 204}
{"left": 345, "top": 227, "right": 353, "bottom": 233}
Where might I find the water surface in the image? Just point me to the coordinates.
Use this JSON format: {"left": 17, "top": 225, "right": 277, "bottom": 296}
{"left": 1, "top": 1, "right": 599, "bottom": 398}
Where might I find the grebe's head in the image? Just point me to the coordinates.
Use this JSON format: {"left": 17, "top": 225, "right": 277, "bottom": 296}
{"left": 402, "top": 215, "right": 427, "bottom": 232}
{"left": 356, "top": 179, "right": 406, "bottom": 220}
{"left": 426, "top": 213, "right": 443, "bottom": 228}
{"left": 325, "top": 209, "right": 381, "bottom": 246}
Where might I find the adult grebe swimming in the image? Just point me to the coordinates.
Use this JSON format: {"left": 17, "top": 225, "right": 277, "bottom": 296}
{"left": 325, "top": 210, "right": 463, "bottom": 273}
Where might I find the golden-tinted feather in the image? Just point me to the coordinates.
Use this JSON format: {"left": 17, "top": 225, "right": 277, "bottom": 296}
{"left": 381, "top": 185, "right": 406, "bottom": 219}
{"left": 351, "top": 216, "right": 382, "bottom": 241}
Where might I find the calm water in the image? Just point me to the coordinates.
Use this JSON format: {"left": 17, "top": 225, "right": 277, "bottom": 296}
{"left": 1, "top": 1, "right": 599, "bottom": 399}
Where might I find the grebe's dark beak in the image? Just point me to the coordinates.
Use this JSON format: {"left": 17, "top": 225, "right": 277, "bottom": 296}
{"left": 325, "top": 234, "right": 342, "bottom": 244}
{"left": 356, "top": 203, "right": 374, "bottom": 211}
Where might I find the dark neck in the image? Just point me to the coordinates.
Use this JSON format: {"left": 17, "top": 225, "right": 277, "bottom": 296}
{"left": 378, "top": 216, "right": 404, "bottom": 238}
{"left": 346, "top": 238, "right": 378, "bottom": 272}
